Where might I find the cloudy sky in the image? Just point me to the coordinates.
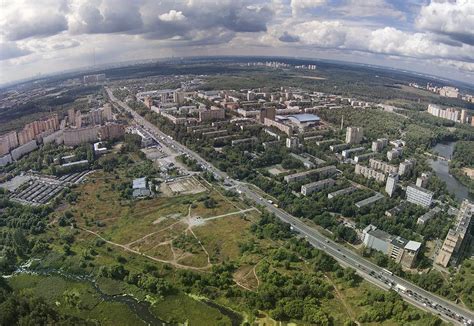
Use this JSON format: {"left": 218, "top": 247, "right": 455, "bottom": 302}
{"left": 0, "top": 0, "right": 473, "bottom": 85}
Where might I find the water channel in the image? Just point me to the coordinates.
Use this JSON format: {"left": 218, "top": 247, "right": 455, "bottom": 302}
{"left": 429, "top": 142, "right": 471, "bottom": 201}
{"left": 4, "top": 261, "right": 243, "bottom": 326}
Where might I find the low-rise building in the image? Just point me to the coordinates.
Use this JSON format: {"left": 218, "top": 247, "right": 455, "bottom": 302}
{"left": 341, "top": 147, "right": 365, "bottom": 159}
{"left": 362, "top": 225, "right": 421, "bottom": 268}
{"left": 328, "top": 186, "right": 357, "bottom": 199}
{"left": 132, "top": 177, "right": 152, "bottom": 198}
{"left": 301, "top": 178, "right": 335, "bottom": 196}
{"left": 284, "top": 165, "right": 337, "bottom": 183}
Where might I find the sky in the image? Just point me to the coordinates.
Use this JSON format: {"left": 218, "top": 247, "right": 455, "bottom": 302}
{"left": 0, "top": 0, "right": 473, "bottom": 85}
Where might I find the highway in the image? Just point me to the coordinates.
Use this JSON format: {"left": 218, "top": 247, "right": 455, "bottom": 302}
{"left": 106, "top": 87, "right": 474, "bottom": 325}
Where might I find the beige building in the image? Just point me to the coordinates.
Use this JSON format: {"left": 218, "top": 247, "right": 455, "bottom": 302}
{"left": 355, "top": 164, "right": 386, "bottom": 182}
{"left": 345, "top": 127, "right": 363, "bottom": 144}
{"left": 0, "top": 131, "right": 19, "bottom": 155}
{"left": 199, "top": 107, "right": 225, "bottom": 122}
{"left": 435, "top": 200, "right": 473, "bottom": 267}
{"left": 369, "top": 158, "right": 399, "bottom": 174}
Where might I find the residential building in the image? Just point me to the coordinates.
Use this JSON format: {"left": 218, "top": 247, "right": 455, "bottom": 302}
{"left": 341, "top": 147, "right": 365, "bottom": 159}
{"left": 387, "top": 148, "right": 402, "bottom": 161}
{"left": 385, "top": 173, "right": 398, "bottom": 197}
{"left": 416, "top": 172, "right": 431, "bottom": 188}
{"left": 354, "top": 164, "right": 386, "bottom": 182}
{"left": 286, "top": 137, "right": 299, "bottom": 149}
{"left": 369, "top": 159, "right": 399, "bottom": 174}
{"left": 284, "top": 165, "right": 337, "bottom": 183}
{"left": 371, "top": 138, "right": 388, "bottom": 152}
{"left": 355, "top": 193, "right": 384, "bottom": 208}
{"left": 0, "top": 131, "right": 18, "bottom": 156}
{"left": 63, "top": 126, "right": 100, "bottom": 146}
{"left": 301, "top": 178, "right": 335, "bottom": 196}
{"left": 11, "top": 140, "right": 38, "bottom": 161}
{"left": 345, "top": 127, "right": 363, "bottom": 144}
{"left": 259, "top": 107, "right": 276, "bottom": 123}
{"left": 435, "top": 200, "right": 473, "bottom": 267}
{"left": 199, "top": 107, "right": 225, "bottom": 122}
{"left": 399, "top": 159, "right": 415, "bottom": 176}
{"left": 354, "top": 152, "right": 375, "bottom": 163}
{"left": 328, "top": 186, "right": 357, "bottom": 199}
{"left": 406, "top": 184, "right": 433, "bottom": 208}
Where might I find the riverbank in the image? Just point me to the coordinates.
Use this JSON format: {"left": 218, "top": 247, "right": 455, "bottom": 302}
{"left": 3, "top": 264, "right": 240, "bottom": 326}
{"left": 430, "top": 142, "right": 472, "bottom": 202}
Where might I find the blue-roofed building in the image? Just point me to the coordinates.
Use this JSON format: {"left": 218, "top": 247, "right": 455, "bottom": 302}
{"left": 286, "top": 113, "right": 320, "bottom": 131}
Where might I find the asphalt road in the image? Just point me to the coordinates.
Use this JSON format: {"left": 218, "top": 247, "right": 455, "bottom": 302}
{"left": 106, "top": 87, "right": 474, "bottom": 325}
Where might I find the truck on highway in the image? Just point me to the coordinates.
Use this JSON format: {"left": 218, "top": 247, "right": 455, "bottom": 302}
{"left": 395, "top": 284, "right": 407, "bottom": 293}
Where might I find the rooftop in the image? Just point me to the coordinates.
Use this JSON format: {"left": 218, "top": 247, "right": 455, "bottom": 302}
{"left": 288, "top": 113, "right": 320, "bottom": 122}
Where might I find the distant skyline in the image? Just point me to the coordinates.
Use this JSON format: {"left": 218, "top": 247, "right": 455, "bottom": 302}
{"left": 0, "top": 0, "right": 473, "bottom": 85}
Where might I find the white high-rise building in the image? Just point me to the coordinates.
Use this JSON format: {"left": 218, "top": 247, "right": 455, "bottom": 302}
{"left": 385, "top": 173, "right": 398, "bottom": 197}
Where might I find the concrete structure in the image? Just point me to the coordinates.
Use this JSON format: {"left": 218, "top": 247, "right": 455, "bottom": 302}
{"left": 355, "top": 193, "right": 384, "bottom": 208}
{"left": 301, "top": 178, "right": 335, "bottom": 196}
{"left": 363, "top": 225, "right": 392, "bottom": 254}
{"left": 354, "top": 152, "right": 375, "bottom": 163}
{"left": 363, "top": 224, "right": 421, "bottom": 268}
{"left": 387, "top": 148, "right": 402, "bottom": 161}
{"left": 329, "top": 143, "right": 350, "bottom": 152}
{"left": 264, "top": 117, "right": 292, "bottom": 136}
{"left": 10, "top": 140, "right": 38, "bottom": 160}
{"left": 286, "top": 137, "right": 299, "bottom": 149}
{"left": 93, "top": 142, "right": 107, "bottom": 155}
{"left": 99, "top": 124, "right": 125, "bottom": 141}
{"left": 289, "top": 153, "right": 315, "bottom": 169}
{"left": 286, "top": 114, "right": 320, "bottom": 131}
{"left": 259, "top": 107, "right": 276, "bottom": 123}
{"left": 399, "top": 159, "right": 415, "bottom": 176}
{"left": 0, "top": 154, "right": 13, "bottom": 167}
{"left": 328, "top": 186, "right": 357, "bottom": 199}
{"left": 0, "top": 131, "right": 18, "bottom": 156}
{"left": 416, "top": 172, "right": 431, "bottom": 188}
{"left": 199, "top": 107, "right": 225, "bottom": 122}
{"left": 284, "top": 165, "right": 337, "bottom": 183}
{"left": 42, "top": 130, "right": 64, "bottom": 145}
{"left": 417, "top": 206, "right": 441, "bottom": 225}
{"left": 369, "top": 159, "right": 399, "bottom": 174}
{"left": 439, "top": 86, "right": 459, "bottom": 98}
{"left": 435, "top": 200, "right": 473, "bottom": 267}
{"left": 388, "top": 237, "right": 421, "bottom": 268}
{"left": 371, "top": 138, "right": 388, "bottom": 152}
{"left": 345, "top": 127, "right": 363, "bottom": 144}
{"left": 63, "top": 126, "right": 100, "bottom": 146}
{"left": 406, "top": 184, "right": 433, "bottom": 208}
{"left": 385, "top": 173, "right": 398, "bottom": 197}
{"left": 355, "top": 164, "right": 386, "bottom": 182}
{"left": 427, "top": 104, "right": 461, "bottom": 123}
{"left": 132, "top": 177, "right": 152, "bottom": 198}
{"left": 341, "top": 147, "right": 365, "bottom": 159}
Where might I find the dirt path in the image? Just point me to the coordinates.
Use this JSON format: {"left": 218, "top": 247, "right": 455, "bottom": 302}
{"left": 79, "top": 226, "right": 212, "bottom": 271}
{"left": 203, "top": 208, "right": 258, "bottom": 221}
{"left": 124, "top": 219, "right": 182, "bottom": 247}
{"left": 324, "top": 274, "right": 359, "bottom": 324}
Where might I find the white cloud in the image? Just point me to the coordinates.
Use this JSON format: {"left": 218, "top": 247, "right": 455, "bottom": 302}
{"left": 159, "top": 10, "right": 186, "bottom": 22}
{"left": 416, "top": 0, "right": 474, "bottom": 45}
{"left": 291, "top": 0, "right": 327, "bottom": 15}
{"left": 335, "top": 0, "right": 405, "bottom": 19}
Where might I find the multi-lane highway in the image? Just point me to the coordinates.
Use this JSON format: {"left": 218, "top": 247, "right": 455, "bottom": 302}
{"left": 106, "top": 87, "right": 474, "bottom": 325}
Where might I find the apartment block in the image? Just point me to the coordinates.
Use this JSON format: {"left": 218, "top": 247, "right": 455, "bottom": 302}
{"left": 371, "top": 138, "right": 388, "bottom": 152}
{"left": 406, "top": 184, "right": 433, "bottom": 208}
{"left": 301, "top": 178, "right": 335, "bottom": 196}
{"left": 354, "top": 164, "right": 386, "bottom": 182}
{"left": 369, "top": 159, "right": 399, "bottom": 174}
{"left": 385, "top": 173, "right": 398, "bottom": 197}
{"left": 435, "top": 200, "right": 473, "bottom": 267}
{"left": 345, "top": 127, "right": 363, "bottom": 144}
{"left": 284, "top": 165, "right": 337, "bottom": 183}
